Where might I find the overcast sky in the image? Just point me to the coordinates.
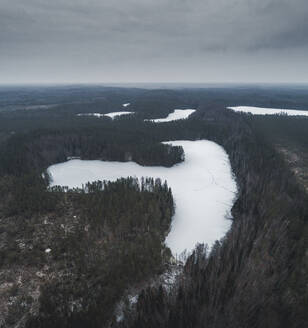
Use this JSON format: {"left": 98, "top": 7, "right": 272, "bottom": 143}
{"left": 1, "top": 0, "right": 308, "bottom": 84}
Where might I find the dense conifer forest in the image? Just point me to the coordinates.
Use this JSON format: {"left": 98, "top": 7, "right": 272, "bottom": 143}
{"left": 1, "top": 176, "right": 174, "bottom": 327}
{"left": 118, "top": 109, "right": 308, "bottom": 328}
{"left": 1, "top": 86, "right": 308, "bottom": 327}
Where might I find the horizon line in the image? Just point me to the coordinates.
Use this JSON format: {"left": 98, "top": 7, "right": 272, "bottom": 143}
{"left": 1, "top": 81, "right": 308, "bottom": 88}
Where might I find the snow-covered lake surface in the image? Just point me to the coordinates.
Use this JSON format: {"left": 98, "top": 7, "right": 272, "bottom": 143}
{"left": 77, "top": 111, "right": 134, "bottom": 119}
{"left": 48, "top": 140, "right": 237, "bottom": 255}
{"left": 228, "top": 106, "right": 308, "bottom": 116}
{"left": 146, "top": 109, "right": 196, "bottom": 123}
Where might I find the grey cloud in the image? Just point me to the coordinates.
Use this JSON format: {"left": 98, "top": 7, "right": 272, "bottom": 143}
{"left": 0, "top": 0, "right": 307, "bottom": 83}
{"left": 2, "top": 0, "right": 307, "bottom": 49}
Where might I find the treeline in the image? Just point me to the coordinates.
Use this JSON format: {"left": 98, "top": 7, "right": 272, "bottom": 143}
{"left": 0, "top": 128, "right": 184, "bottom": 177}
{"left": 0, "top": 173, "right": 61, "bottom": 216}
{"left": 251, "top": 114, "right": 308, "bottom": 149}
{"left": 116, "top": 108, "right": 308, "bottom": 328}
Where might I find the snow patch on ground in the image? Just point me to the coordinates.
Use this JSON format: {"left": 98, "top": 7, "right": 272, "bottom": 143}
{"left": 77, "top": 111, "right": 134, "bottom": 119}
{"left": 228, "top": 106, "right": 308, "bottom": 116}
{"left": 145, "top": 109, "right": 196, "bottom": 122}
{"left": 48, "top": 140, "right": 237, "bottom": 256}
{"left": 122, "top": 103, "right": 130, "bottom": 107}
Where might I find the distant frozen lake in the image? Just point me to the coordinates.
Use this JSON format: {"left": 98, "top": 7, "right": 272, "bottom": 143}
{"left": 228, "top": 106, "right": 308, "bottom": 116}
{"left": 48, "top": 140, "right": 237, "bottom": 256}
{"left": 76, "top": 109, "right": 195, "bottom": 122}
{"left": 145, "top": 109, "right": 196, "bottom": 122}
{"left": 77, "top": 111, "right": 134, "bottom": 119}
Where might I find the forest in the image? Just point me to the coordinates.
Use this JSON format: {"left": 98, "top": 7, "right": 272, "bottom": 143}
{"left": 1, "top": 85, "right": 308, "bottom": 327}
{"left": 1, "top": 176, "right": 174, "bottom": 327}
{"left": 116, "top": 108, "right": 308, "bottom": 328}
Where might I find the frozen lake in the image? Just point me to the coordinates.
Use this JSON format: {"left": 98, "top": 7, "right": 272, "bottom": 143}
{"left": 145, "top": 109, "right": 196, "bottom": 122}
{"left": 48, "top": 140, "right": 237, "bottom": 256}
{"left": 76, "top": 109, "right": 195, "bottom": 122}
{"left": 228, "top": 106, "right": 308, "bottom": 116}
{"left": 77, "top": 111, "right": 135, "bottom": 119}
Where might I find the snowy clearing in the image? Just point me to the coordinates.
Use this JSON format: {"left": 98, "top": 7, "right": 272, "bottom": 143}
{"left": 145, "top": 109, "right": 196, "bottom": 122}
{"left": 48, "top": 140, "right": 237, "bottom": 256}
{"left": 77, "top": 111, "right": 134, "bottom": 119}
{"left": 228, "top": 106, "right": 308, "bottom": 116}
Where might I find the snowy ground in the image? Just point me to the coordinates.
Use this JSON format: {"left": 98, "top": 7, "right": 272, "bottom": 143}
{"left": 77, "top": 111, "right": 134, "bottom": 119}
{"left": 145, "top": 109, "right": 196, "bottom": 122}
{"left": 48, "top": 140, "right": 237, "bottom": 256}
{"left": 228, "top": 106, "right": 308, "bottom": 116}
{"left": 122, "top": 103, "right": 130, "bottom": 107}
